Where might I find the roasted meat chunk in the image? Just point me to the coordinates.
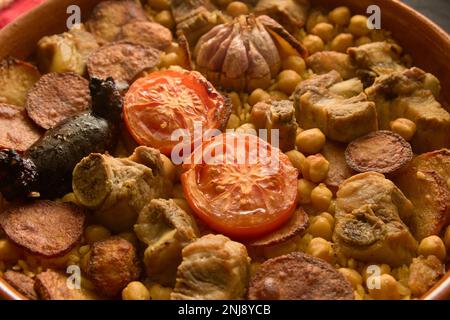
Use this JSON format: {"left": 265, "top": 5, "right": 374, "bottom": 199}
{"left": 366, "top": 67, "right": 450, "bottom": 153}
{"left": 293, "top": 71, "right": 378, "bottom": 143}
{"left": 134, "top": 199, "right": 199, "bottom": 286}
{"left": 408, "top": 255, "right": 445, "bottom": 297}
{"left": 250, "top": 100, "right": 298, "bottom": 151}
{"left": 333, "top": 172, "right": 418, "bottom": 266}
{"left": 2, "top": 271, "right": 38, "bottom": 300}
{"left": 254, "top": 0, "right": 310, "bottom": 31}
{"left": 82, "top": 237, "right": 141, "bottom": 298}
{"left": 73, "top": 147, "right": 171, "bottom": 232}
{"left": 194, "top": 14, "right": 306, "bottom": 91}
{"left": 35, "top": 270, "right": 97, "bottom": 300}
{"left": 171, "top": 234, "right": 250, "bottom": 300}
{"left": 321, "top": 141, "right": 353, "bottom": 193}
{"left": 306, "top": 52, "right": 357, "bottom": 80}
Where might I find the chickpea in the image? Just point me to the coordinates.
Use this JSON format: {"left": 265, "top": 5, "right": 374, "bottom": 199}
{"left": 355, "top": 36, "right": 372, "bottom": 46}
{"left": 389, "top": 118, "right": 417, "bottom": 141}
{"left": 339, "top": 268, "right": 362, "bottom": 289}
{"left": 277, "top": 70, "right": 302, "bottom": 96}
{"left": 161, "top": 154, "right": 176, "bottom": 181}
{"left": 348, "top": 15, "right": 370, "bottom": 37}
{"left": 296, "top": 128, "right": 326, "bottom": 155}
{"left": 61, "top": 192, "right": 79, "bottom": 205}
{"left": 228, "top": 91, "right": 242, "bottom": 114}
{"left": 302, "top": 35, "right": 324, "bottom": 54}
{"left": 319, "top": 212, "right": 334, "bottom": 226}
{"left": 147, "top": 0, "right": 171, "bottom": 10}
{"left": 308, "top": 216, "right": 333, "bottom": 240}
{"left": 330, "top": 33, "right": 354, "bottom": 53}
{"left": 236, "top": 123, "right": 257, "bottom": 135}
{"left": 122, "top": 281, "right": 151, "bottom": 300}
{"left": 306, "top": 10, "right": 329, "bottom": 32}
{"left": 285, "top": 150, "right": 306, "bottom": 171}
{"left": 311, "top": 23, "right": 335, "bottom": 42}
{"left": 282, "top": 56, "right": 306, "bottom": 75}
{"left": 226, "top": 1, "right": 249, "bottom": 17}
{"left": 362, "top": 264, "right": 391, "bottom": 283}
{"left": 251, "top": 262, "right": 261, "bottom": 276}
{"left": 418, "top": 235, "right": 446, "bottom": 261}
{"left": 301, "top": 154, "right": 329, "bottom": 183}
{"left": 269, "top": 90, "right": 288, "bottom": 101}
{"left": 248, "top": 88, "right": 271, "bottom": 106}
{"left": 442, "top": 225, "right": 450, "bottom": 251}
{"left": 155, "top": 10, "right": 175, "bottom": 30}
{"left": 84, "top": 225, "right": 111, "bottom": 244}
{"left": 160, "top": 52, "right": 182, "bottom": 67}
{"left": 227, "top": 113, "right": 240, "bottom": 129}
{"left": 297, "top": 179, "right": 316, "bottom": 204}
{"left": 311, "top": 183, "right": 333, "bottom": 212}
{"left": 368, "top": 274, "right": 401, "bottom": 300}
{"left": 0, "top": 239, "right": 20, "bottom": 261}
{"left": 149, "top": 283, "right": 173, "bottom": 300}
{"left": 328, "top": 7, "right": 351, "bottom": 26}
{"left": 217, "top": 0, "right": 234, "bottom": 7}
{"left": 306, "top": 237, "right": 334, "bottom": 263}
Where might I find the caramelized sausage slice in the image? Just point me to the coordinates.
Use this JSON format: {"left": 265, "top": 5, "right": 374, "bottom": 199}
{"left": 35, "top": 270, "right": 96, "bottom": 300}
{"left": 248, "top": 252, "right": 354, "bottom": 300}
{"left": 0, "top": 201, "right": 86, "bottom": 257}
{"left": 0, "top": 103, "right": 42, "bottom": 152}
{"left": 345, "top": 130, "right": 413, "bottom": 175}
{"left": 2, "top": 270, "right": 38, "bottom": 300}
{"left": 25, "top": 72, "right": 91, "bottom": 129}
{"left": 121, "top": 21, "right": 173, "bottom": 51}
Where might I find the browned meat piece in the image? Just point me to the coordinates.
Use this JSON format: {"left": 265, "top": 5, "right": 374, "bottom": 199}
{"left": 293, "top": 71, "right": 378, "bottom": 143}
{"left": 408, "top": 255, "right": 445, "bottom": 297}
{"left": 121, "top": 21, "right": 173, "bottom": 51}
{"left": 248, "top": 252, "right": 354, "bottom": 300}
{"left": 194, "top": 14, "right": 306, "bottom": 91}
{"left": 83, "top": 237, "right": 141, "bottom": 298}
{"left": 254, "top": 0, "right": 309, "bottom": 31}
{"left": 2, "top": 270, "right": 38, "bottom": 300}
{"left": 321, "top": 141, "right": 353, "bottom": 194}
{"left": 333, "top": 172, "right": 418, "bottom": 266}
{"left": 73, "top": 146, "right": 171, "bottom": 232}
{"left": 0, "top": 201, "right": 86, "bottom": 257}
{"left": 366, "top": 67, "right": 450, "bottom": 153}
{"left": 86, "top": 0, "right": 148, "bottom": 45}
{"left": 348, "top": 42, "right": 405, "bottom": 76}
{"left": 345, "top": 131, "right": 413, "bottom": 175}
{"left": 171, "top": 234, "right": 250, "bottom": 300}
{"left": 394, "top": 150, "right": 450, "bottom": 240}
{"left": 0, "top": 103, "right": 42, "bottom": 152}
{"left": 25, "top": 72, "right": 91, "bottom": 129}
{"left": 87, "top": 42, "right": 161, "bottom": 90}
{"left": 37, "top": 25, "right": 99, "bottom": 75}
{"left": 250, "top": 100, "right": 297, "bottom": 151}
{"left": 246, "top": 208, "right": 308, "bottom": 247}
{"left": 0, "top": 58, "right": 40, "bottom": 107}
{"left": 35, "top": 270, "right": 97, "bottom": 300}
{"left": 306, "top": 52, "right": 357, "bottom": 80}
{"left": 134, "top": 199, "right": 199, "bottom": 286}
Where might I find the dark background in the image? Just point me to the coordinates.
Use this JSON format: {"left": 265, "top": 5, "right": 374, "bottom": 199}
{"left": 403, "top": 0, "right": 450, "bottom": 33}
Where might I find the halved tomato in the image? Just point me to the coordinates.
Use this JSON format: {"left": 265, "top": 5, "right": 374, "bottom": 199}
{"left": 181, "top": 133, "right": 298, "bottom": 239}
{"left": 124, "top": 69, "right": 231, "bottom": 155}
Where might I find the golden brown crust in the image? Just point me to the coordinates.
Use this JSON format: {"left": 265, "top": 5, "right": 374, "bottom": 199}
{"left": 246, "top": 208, "right": 308, "bottom": 247}
{"left": 2, "top": 270, "right": 38, "bottom": 300}
{"left": 247, "top": 252, "right": 354, "bottom": 300}
{"left": 0, "top": 103, "right": 42, "bottom": 152}
{"left": 345, "top": 130, "right": 413, "bottom": 175}
{"left": 0, "top": 201, "right": 86, "bottom": 257}
{"left": 87, "top": 42, "right": 161, "bottom": 88}
{"left": 83, "top": 237, "right": 141, "bottom": 297}
{"left": 408, "top": 255, "right": 445, "bottom": 297}
{"left": 25, "top": 72, "right": 91, "bottom": 129}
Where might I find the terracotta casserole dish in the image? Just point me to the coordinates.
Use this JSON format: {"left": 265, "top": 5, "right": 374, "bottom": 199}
{"left": 0, "top": 0, "right": 449, "bottom": 300}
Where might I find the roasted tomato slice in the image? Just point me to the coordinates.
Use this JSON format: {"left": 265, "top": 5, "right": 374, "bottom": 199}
{"left": 181, "top": 133, "right": 298, "bottom": 239}
{"left": 124, "top": 69, "right": 231, "bottom": 155}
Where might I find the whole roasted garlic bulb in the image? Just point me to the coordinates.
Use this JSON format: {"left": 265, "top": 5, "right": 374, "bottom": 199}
{"left": 194, "top": 14, "right": 307, "bottom": 91}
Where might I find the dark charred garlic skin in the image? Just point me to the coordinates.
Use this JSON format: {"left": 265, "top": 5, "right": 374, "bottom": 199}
{"left": 0, "top": 77, "right": 123, "bottom": 200}
{"left": 194, "top": 14, "right": 307, "bottom": 91}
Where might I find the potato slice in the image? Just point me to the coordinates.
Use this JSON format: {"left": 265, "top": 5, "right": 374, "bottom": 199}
{"left": 0, "top": 58, "right": 41, "bottom": 107}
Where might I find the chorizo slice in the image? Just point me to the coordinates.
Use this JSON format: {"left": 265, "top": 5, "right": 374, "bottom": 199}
{"left": 0, "top": 201, "right": 86, "bottom": 257}
{"left": 34, "top": 270, "right": 96, "bottom": 300}
{"left": 247, "top": 252, "right": 354, "bottom": 300}
{"left": 121, "top": 21, "right": 173, "bottom": 51}
{"left": 345, "top": 130, "right": 413, "bottom": 175}
{"left": 87, "top": 42, "right": 161, "bottom": 89}
{"left": 2, "top": 270, "right": 38, "bottom": 300}
{"left": 82, "top": 237, "right": 141, "bottom": 297}
{"left": 25, "top": 72, "right": 91, "bottom": 129}
{"left": 246, "top": 208, "right": 308, "bottom": 247}
{"left": 0, "top": 103, "right": 42, "bottom": 152}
